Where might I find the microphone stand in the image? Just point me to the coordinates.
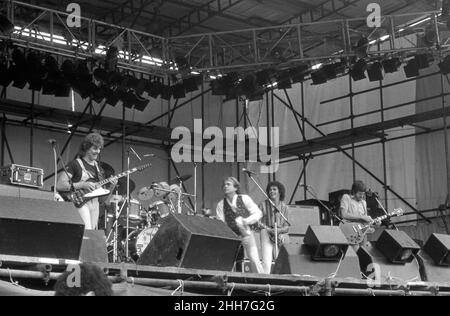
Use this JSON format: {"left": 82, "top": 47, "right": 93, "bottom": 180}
{"left": 51, "top": 142, "right": 58, "bottom": 200}
{"left": 303, "top": 185, "right": 342, "bottom": 226}
{"left": 125, "top": 149, "right": 131, "bottom": 261}
{"left": 370, "top": 192, "right": 398, "bottom": 230}
{"left": 244, "top": 171, "right": 290, "bottom": 256}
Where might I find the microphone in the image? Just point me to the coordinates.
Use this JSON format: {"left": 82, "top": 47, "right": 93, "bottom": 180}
{"left": 144, "top": 154, "right": 155, "bottom": 157}
{"left": 48, "top": 139, "right": 57, "bottom": 145}
{"left": 129, "top": 146, "right": 142, "bottom": 161}
{"left": 366, "top": 189, "right": 379, "bottom": 198}
{"left": 242, "top": 168, "right": 257, "bottom": 175}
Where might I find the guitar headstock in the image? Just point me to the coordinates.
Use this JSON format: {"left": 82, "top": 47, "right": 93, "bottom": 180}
{"left": 137, "top": 163, "right": 151, "bottom": 171}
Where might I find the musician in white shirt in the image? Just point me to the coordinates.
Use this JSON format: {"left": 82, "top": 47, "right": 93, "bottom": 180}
{"left": 216, "top": 177, "right": 264, "bottom": 274}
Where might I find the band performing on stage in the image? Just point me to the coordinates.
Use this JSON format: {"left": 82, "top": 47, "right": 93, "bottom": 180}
{"left": 50, "top": 132, "right": 388, "bottom": 274}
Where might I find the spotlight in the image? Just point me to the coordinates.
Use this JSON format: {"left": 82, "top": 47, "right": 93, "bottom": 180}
{"left": 105, "top": 88, "right": 120, "bottom": 107}
{"left": 304, "top": 226, "right": 349, "bottom": 262}
{"left": 310, "top": 69, "right": 328, "bottom": 85}
{"left": 404, "top": 59, "right": 420, "bottom": 78}
{"left": 0, "top": 62, "right": 12, "bottom": 87}
{"left": 147, "top": 79, "right": 163, "bottom": 98}
{"left": 276, "top": 71, "right": 292, "bottom": 89}
{"left": 61, "top": 59, "right": 77, "bottom": 85}
{"left": 175, "top": 56, "right": 190, "bottom": 75}
{"left": 27, "top": 52, "right": 45, "bottom": 91}
{"left": 161, "top": 85, "right": 172, "bottom": 101}
{"left": 134, "top": 94, "right": 149, "bottom": 111}
{"left": 183, "top": 76, "right": 200, "bottom": 93}
{"left": 93, "top": 68, "right": 108, "bottom": 83}
{"left": 135, "top": 78, "right": 147, "bottom": 96}
{"left": 290, "top": 64, "right": 309, "bottom": 83}
{"left": 256, "top": 69, "right": 272, "bottom": 86}
{"left": 350, "top": 59, "right": 367, "bottom": 81}
{"left": 382, "top": 57, "right": 401, "bottom": 73}
{"left": 367, "top": 62, "right": 384, "bottom": 82}
{"left": 415, "top": 54, "right": 433, "bottom": 69}
{"left": 0, "top": 14, "right": 14, "bottom": 35}
{"left": 92, "top": 86, "right": 107, "bottom": 103}
{"left": 439, "top": 55, "right": 450, "bottom": 74}
{"left": 11, "top": 48, "right": 27, "bottom": 89}
{"left": 237, "top": 74, "right": 257, "bottom": 96}
{"left": 172, "top": 82, "right": 186, "bottom": 99}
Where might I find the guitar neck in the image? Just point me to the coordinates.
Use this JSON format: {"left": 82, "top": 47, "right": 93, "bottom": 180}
{"left": 96, "top": 168, "right": 138, "bottom": 187}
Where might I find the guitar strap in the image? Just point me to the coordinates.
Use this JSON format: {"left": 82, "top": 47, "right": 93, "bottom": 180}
{"left": 76, "top": 158, "right": 101, "bottom": 181}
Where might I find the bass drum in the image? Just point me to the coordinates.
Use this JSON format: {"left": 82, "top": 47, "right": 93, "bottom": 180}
{"left": 128, "top": 227, "right": 159, "bottom": 260}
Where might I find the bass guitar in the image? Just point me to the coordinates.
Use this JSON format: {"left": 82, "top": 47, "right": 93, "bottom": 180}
{"left": 339, "top": 208, "right": 404, "bottom": 245}
{"left": 60, "top": 163, "right": 150, "bottom": 208}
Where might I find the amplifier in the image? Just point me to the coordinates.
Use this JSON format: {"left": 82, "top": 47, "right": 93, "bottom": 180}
{"left": 0, "top": 164, "right": 44, "bottom": 188}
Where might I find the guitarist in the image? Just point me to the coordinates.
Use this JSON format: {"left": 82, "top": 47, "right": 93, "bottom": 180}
{"left": 340, "top": 180, "right": 380, "bottom": 247}
{"left": 215, "top": 177, "right": 264, "bottom": 274}
{"left": 57, "top": 133, "right": 116, "bottom": 230}
{"left": 259, "top": 181, "right": 290, "bottom": 274}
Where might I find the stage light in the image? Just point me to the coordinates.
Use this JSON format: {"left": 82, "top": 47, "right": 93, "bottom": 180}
{"left": 323, "top": 63, "right": 345, "bottom": 80}
{"left": 92, "top": 86, "right": 106, "bottom": 103}
{"left": 276, "top": 71, "right": 292, "bottom": 89}
{"left": 404, "top": 59, "right": 420, "bottom": 78}
{"left": 27, "top": 52, "right": 45, "bottom": 91}
{"left": 367, "top": 62, "right": 384, "bottom": 82}
{"left": 290, "top": 64, "right": 309, "bottom": 83}
{"left": 175, "top": 56, "right": 190, "bottom": 75}
{"left": 424, "top": 24, "right": 437, "bottom": 47}
{"left": 0, "top": 62, "right": 12, "bottom": 87}
{"left": 105, "top": 88, "right": 120, "bottom": 107}
{"left": 11, "top": 48, "right": 27, "bottom": 89}
{"left": 183, "top": 76, "right": 200, "bottom": 93}
{"left": 0, "top": 14, "right": 14, "bottom": 35}
{"left": 172, "top": 82, "right": 186, "bottom": 99}
{"left": 439, "top": 55, "right": 450, "bottom": 74}
{"left": 135, "top": 78, "right": 147, "bottom": 96}
{"left": 350, "top": 59, "right": 367, "bottom": 81}
{"left": 376, "top": 230, "right": 421, "bottom": 264}
{"left": 382, "top": 58, "right": 401, "bottom": 73}
{"left": 304, "top": 226, "right": 349, "bottom": 262}
{"left": 256, "top": 69, "right": 272, "bottom": 86}
{"left": 134, "top": 94, "right": 149, "bottom": 111}
{"left": 93, "top": 68, "right": 108, "bottom": 82}
{"left": 161, "top": 85, "right": 172, "bottom": 101}
{"left": 311, "top": 69, "right": 328, "bottom": 85}
{"left": 415, "top": 54, "right": 433, "bottom": 69}
{"left": 146, "top": 79, "right": 163, "bottom": 98}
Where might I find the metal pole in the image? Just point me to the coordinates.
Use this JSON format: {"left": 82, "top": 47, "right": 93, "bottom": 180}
{"left": 349, "top": 75, "right": 356, "bottom": 182}
{"left": 30, "top": 91, "right": 34, "bottom": 166}
{"left": 441, "top": 74, "right": 450, "bottom": 206}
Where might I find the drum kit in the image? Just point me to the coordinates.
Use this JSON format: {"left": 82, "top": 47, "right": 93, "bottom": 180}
{"left": 101, "top": 162, "right": 196, "bottom": 263}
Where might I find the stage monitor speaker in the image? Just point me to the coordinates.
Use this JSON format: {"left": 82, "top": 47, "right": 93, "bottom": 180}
{"left": 80, "top": 230, "right": 108, "bottom": 264}
{"left": 138, "top": 214, "right": 241, "bottom": 271}
{"left": 272, "top": 239, "right": 361, "bottom": 279}
{"left": 304, "top": 226, "right": 349, "bottom": 261}
{"left": 358, "top": 244, "right": 423, "bottom": 283}
{"left": 0, "top": 184, "right": 54, "bottom": 201}
{"left": 376, "top": 230, "right": 421, "bottom": 264}
{"left": 0, "top": 196, "right": 85, "bottom": 260}
{"left": 287, "top": 205, "right": 320, "bottom": 236}
{"left": 423, "top": 234, "right": 450, "bottom": 266}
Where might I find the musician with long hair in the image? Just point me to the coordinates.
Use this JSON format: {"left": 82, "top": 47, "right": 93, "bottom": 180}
{"left": 259, "top": 181, "right": 290, "bottom": 274}
{"left": 57, "top": 133, "right": 115, "bottom": 230}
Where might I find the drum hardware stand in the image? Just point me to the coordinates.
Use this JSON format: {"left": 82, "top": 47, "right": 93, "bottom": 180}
{"left": 193, "top": 162, "right": 198, "bottom": 215}
{"left": 105, "top": 198, "right": 127, "bottom": 263}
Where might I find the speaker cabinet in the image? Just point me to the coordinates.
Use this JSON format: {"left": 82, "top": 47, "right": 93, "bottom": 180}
{"left": 0, "top": 196, "right": 84, "bottom": 260}
{"left": 376, "top": 230, "right": 421, "bottom": 263}
{"left": 423, "top": 234, "right": 450, "bottom": 266}
{"left": 358, "top": 244, "right": 423, "bottom": 283}
{"left": 138, "top": 214, "right": 241, "bottom": 271}
{"left": 304, "top": 226, "right": 349, "bottom": 261}
{"left": 272, "top": 240, "right": 361, "bottom": 279}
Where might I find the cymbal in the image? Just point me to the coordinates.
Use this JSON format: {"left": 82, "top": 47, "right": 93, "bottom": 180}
{"left": 169, "top": 174, "right": 192, "bottom": 184}
{"left": 99, "top": 162, "right": 115, "bottom": 178}
{"left": 114, "top": 178, "right": 136, "bottom": 195}
{"left": 138, "top": 186, "right": 154, "bottom": 201}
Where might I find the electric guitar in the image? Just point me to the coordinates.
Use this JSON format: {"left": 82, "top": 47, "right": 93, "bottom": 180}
{"left": 339, "top": 208, "right": 404, "bottom": 245}
{"left": 60, "top": 163, "right": 150, "bottom": 208}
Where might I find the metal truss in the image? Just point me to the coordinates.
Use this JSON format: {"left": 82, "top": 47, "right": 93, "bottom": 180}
{"left": 3, "top": 1, "right": 449, "bottom": 76}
